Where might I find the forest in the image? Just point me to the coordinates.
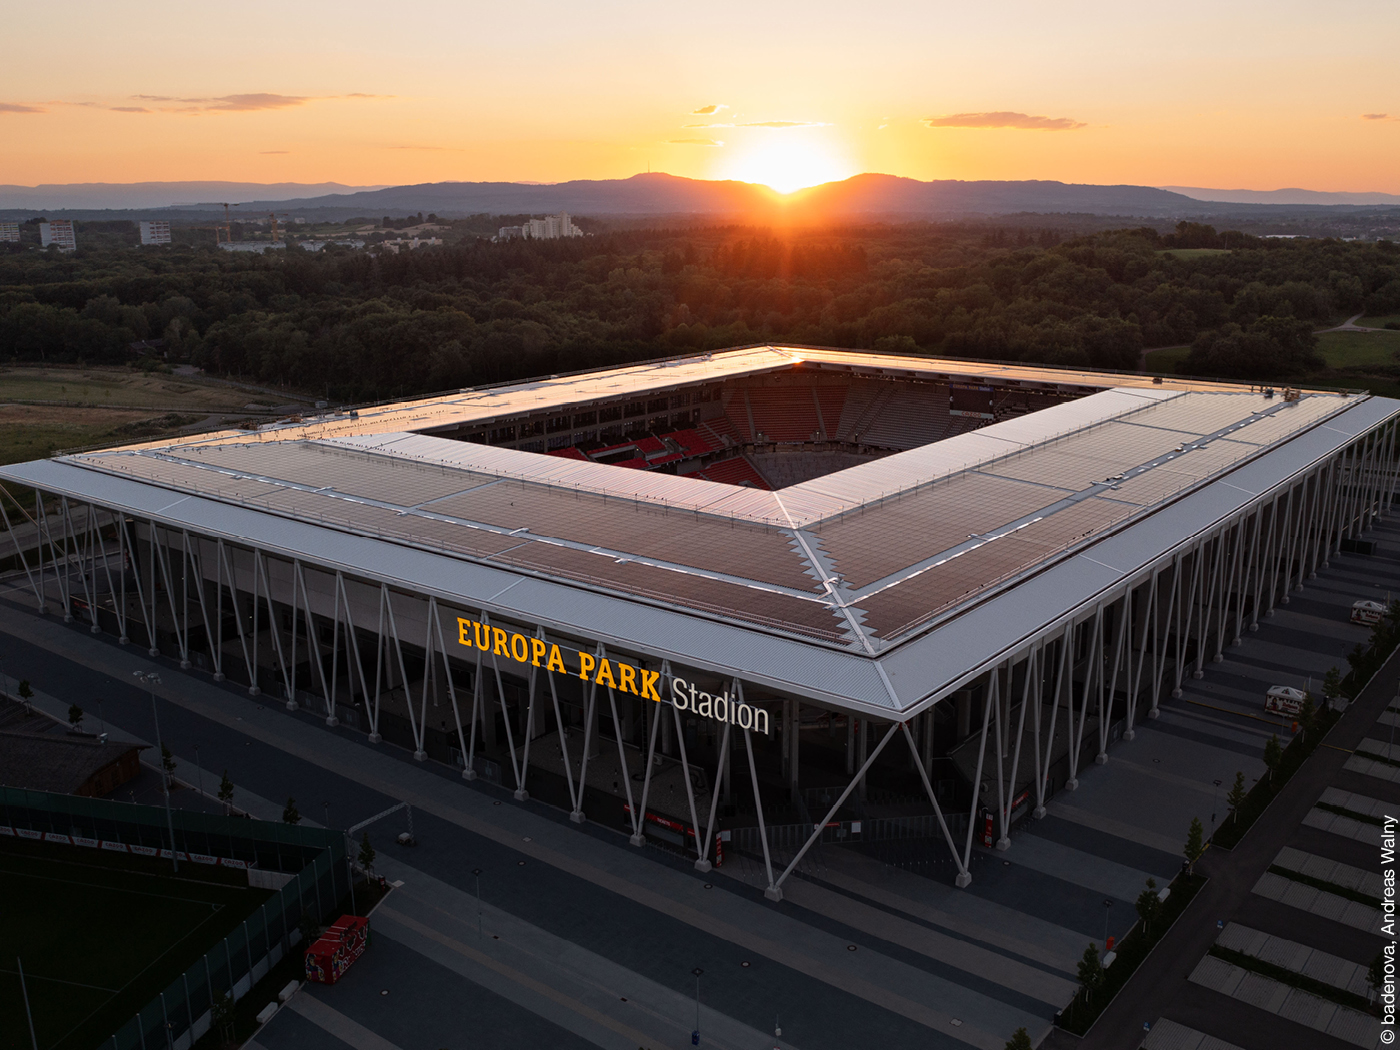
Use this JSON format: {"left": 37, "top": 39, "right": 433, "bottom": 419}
{"left": 2, "top": 221, "right": 1399, "bottom": 400}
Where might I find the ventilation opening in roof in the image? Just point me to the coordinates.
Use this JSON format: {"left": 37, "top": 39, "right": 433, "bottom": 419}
{"left": 419, "top": 366, "right": 1088, "bottom": 489}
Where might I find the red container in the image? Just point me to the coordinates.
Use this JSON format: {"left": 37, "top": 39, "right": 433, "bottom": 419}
{"left": 304, "top": 915, "right": 370, "bottom": 985}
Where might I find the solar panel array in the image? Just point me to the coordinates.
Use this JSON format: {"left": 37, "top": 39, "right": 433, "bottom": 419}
{"left": 72, "top": 382, "right": 1357, "bottom": 650}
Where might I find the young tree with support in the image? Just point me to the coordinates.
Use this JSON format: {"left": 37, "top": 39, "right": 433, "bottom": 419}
{"left": 283, "top": 796, "right": 301, "bottom": 825}
{"left": 359, "top": 832, "right": 376, "bottom": 875}
{"left": 1184, "top": 817, "right": 1205, "bottom": 872}
{"left": 1077, "top": 943, "right": 1104, "bottom": 1002}
{"left": 161, "top": 742, "right": 177, "bottom": 787}
{"left": 68, "top": 704, "right": 83, "bottom": 729}
{"left": 218, "top": 769, "right": 234, "bottom": 812}
{"left": 1263, "top": 734, "right": 1283, "bottom": 780}
{"left": 1004, "top": 1027, "right": 1033, "bottom": 1050}
{"left": 1135, "top": 877, "right": 1162, "bottom": 933}
{"left": 1226, "top": 771, "right": 1246, "bottom": 822}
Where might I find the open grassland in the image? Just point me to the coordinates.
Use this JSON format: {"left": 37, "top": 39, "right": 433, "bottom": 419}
{"left": 1362, "top": 313, "right": 1400, "bottom": 328}
{"left": 0, "top": 365, "right": 266, "bottom": 411}
{"left": 1315, "top": 329, "right": 1400, "bottom": 369}
{"left": 1155, "top": 248, "right": 1231, "bottom": 260}
{"left": 0, "top": 842, "right": 269, "bottom": 1050}
{"left": 0, "top": 404, "right": 209, "bottom": 465}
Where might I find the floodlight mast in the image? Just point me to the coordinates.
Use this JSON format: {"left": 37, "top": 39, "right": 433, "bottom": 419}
{"left": 134, "top": 669, "right": 179, "bottom": 872}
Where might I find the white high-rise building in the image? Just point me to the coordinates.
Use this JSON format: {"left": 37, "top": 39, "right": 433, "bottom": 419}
{"left": 0, "top": 222, "right": 19, "bottom": 243}
{"left": 39, "top": 220, "right": 77, "bottom": 251}
{"left": 523, "top": 213, "right": 583, "bottom": 240}
{"left": 139, "top": 220, "right": 171, "bottom": 245}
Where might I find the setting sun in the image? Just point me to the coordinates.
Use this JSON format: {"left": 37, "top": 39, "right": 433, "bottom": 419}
{"left": 717, "top": 134, "right": 855, "bottom": 194}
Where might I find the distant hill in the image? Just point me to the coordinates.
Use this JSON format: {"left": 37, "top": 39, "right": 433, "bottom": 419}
{"left": 1162, "top": 186, "right": 1400, "bottom": 207}
{"left": 209, "top": 173, "right": 1400, "bottom": 221}
{"left": 0, "top": 181, "right": 387, "bottom": 210}
{"left": 4, "top": 173, "right": 1399, "bottom": 222}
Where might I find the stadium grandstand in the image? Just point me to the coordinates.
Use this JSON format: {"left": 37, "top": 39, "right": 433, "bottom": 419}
{"left": 1, "top": 344, "right": 1396, "bottom": 899}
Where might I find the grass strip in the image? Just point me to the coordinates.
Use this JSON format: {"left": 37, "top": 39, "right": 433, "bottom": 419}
{"left": 1315, "top": 801, "right": 1385, "bottom": 827}
{"left": 1208, "top": 945, "right": 1374, "bottom": 1013}
{"left": 1055, "top": 872, "right": 1206, "bottom": 1036}
{"left": 1268, "top": 865, "right": 1383, "bottom": 909}
{"left": 1213, "top": 706, "right": 1342, "bottom": 850}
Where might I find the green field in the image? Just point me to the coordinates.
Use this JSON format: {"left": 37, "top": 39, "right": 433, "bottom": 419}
{"left": 1155, "top": 248, "right": 1231, "bottom": 260}
{"left": 1362, "top": 314, "right": 1400, "bottom": 329}
{"left": 1316, "top": 329, "right": 1400, "bottom": 369}
{"left": 1144, "top": 345, "right": 1191, "bottom": 373}
{"left": 0, "top": 842, "right": 270, "bottom": 1050}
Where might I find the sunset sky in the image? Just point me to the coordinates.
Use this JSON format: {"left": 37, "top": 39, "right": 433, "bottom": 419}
{"left": 3, "top": 0, "right": 1397, "bottom": 192}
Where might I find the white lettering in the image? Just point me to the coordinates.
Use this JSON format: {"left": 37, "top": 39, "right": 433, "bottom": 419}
{"left": 672, "top": 676, "right": 689, "bottom": 711}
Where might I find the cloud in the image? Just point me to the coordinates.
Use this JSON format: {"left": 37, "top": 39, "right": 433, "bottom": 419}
{"left": 130, "top": 92, "right": 384, "bottom": 113}
{"left": 670, "top": 138, "right": 725, "bottom": 146}
{"left": 0, "top": 102, "right": 44, "bottom": 113}
{"left": 1362, "top": 113, "right": 1390, "bottom": 120}
{"left": 110, "top": 106, "right": 151, "bottom": 113}
{"left": 691, "top": 104, "right": 727, "bottom": 115}
{"left": 923, "top": 111, "right": 1085, "bottom": 131}
{"left": 739, "top": 120, "right": 829, "bottom": 128}
{"left": 683, "top": 122, "right": 734, "bottom": 128}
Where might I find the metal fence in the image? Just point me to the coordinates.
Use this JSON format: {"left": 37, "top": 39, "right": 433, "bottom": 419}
{"left": 0, "top": 788, "right": 347, "bottom": 1050}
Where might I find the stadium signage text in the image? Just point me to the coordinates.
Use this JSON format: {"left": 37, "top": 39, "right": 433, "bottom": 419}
{"left": 457, "top": 617, "right": 661, "bottom": 700}
{"left": 455, "top": 617, "right": 769, "bottom": 734}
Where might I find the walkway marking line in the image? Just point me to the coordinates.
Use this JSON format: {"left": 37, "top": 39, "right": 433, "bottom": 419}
{"left": 285, "top": 994, "right": 406, "bottom": 1050}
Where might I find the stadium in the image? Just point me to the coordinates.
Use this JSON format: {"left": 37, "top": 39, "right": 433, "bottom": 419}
{"left": 2, "top": 345, "right": 1396, "bottom": 900}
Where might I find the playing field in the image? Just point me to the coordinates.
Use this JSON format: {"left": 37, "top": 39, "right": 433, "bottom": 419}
{"left": 0, "top": 843, "right": 271, "bottom": 1050}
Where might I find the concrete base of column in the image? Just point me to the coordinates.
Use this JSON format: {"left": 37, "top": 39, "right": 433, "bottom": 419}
{"left": 1248, "top": 624, "right": 1259, "bottom": 632}
{"left": 569, "top": 810, "right": 584, "bottom": 823}
{"left": 764, "top": 885, "right": 784, "bottom": 902}
{"left": 248, "top": 686, "right": 261, "bottom": 696}
{"left": 413, "top": 749, "right": 427, "bottom": 761}
{"left": 955, "top": 871, "right": 972, "bottom": 888}
{"left": 513, "top": 788, "right": 529, "bottom": 801}
{"left": 148, "top": 648, "right": 159, "bottom": 657}
{"left": 285, "top": 699, "right": 298, "bottom": 712}
{"left": 1193, "top": 670, "right": 1204, "bottom": 679}
{"left": 1265, "top": 610, "right": 1275, "bottom": 618}
{"left": 1033, "top": 806, "right": 1047, "bottom": 819}
{"left": 1231, "top": 637, "right": 1241, "bottom": 646}
{"left": 213, "top": 672, "right": 225, "bottom": 682}
{"left": 63, "top": 614, "right": 73, "bottom": 623}
{"left": 1150, "top": 706, "right": 1162, "bottom": 718}
{"left": 1171, "top": 687, "right": 1182, "bottom": 697}
{"left": 368, "top": 732, "right": 381, "bottom": 743}
{"left": 1095, "top": 752, "right": 1108, "bottom": 765}
{"left": 995, "top": 837, "right": 1010, "bottom": 850}
{"left": 37, "top": 605, "right": 47, "bottom": 615}
{"left": 694, "top": 858, "right": 713, "bottom": 873}
{"left": 1066, "top": 777, "right": 1079, "bottom": 790}
{"left": 325, "top": 715, "right": 339, "bottom": 727}
{"left": 90, "top": 625, "right": 100, "bottom": 634}
{"left": 1212, "top": 654, "right": 1223, "bottom": 663}
{"left": 1123, "top": 729, "right": 1135, "bottom": 741}
{"left": 179, "top": 659, "right": 190, "bottom": 669}
{"left": 1281, "top": 596, "right": 1290, "bottom": 605}
{"left": 629, "top": 833, "right": 645, "bottom": 846}
{"left": 118, "top": 635, "right": 129, "bottom": 644}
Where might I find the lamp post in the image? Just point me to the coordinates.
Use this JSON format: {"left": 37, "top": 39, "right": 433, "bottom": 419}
{"left": 1211, "top": 779, "right": 1222, "bottom": 830}
{"left": 133, "top": 669, "right": 178, "bottom": 872}
{"left": 691, "top": 967, "right": 704, "bottom": 1046}
{"left": 472, "top": 868, "right": 483, "bottom": 937}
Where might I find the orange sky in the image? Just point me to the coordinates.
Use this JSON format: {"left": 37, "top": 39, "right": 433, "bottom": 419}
{"left": 2, "top": 0, "right": 1397, "bottom": 192}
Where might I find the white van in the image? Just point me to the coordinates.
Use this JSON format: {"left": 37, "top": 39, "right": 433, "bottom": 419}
{"left": 1351, "top": 600, "right": 1386, "bottom": 626}
{"left": 1265, "top": 685, "right": 1306, "bottom": 716}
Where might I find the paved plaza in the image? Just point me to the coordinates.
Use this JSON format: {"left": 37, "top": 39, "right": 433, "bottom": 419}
{"left": 3, "top": 516, "right": 1397, "bottom": 1050}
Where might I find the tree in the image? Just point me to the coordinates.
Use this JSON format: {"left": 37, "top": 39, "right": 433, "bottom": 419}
{"left": 1322, "top": 666, "right": 1343, "bottom": 704}
{"left": 211, "top": 990, "right": 236, "bottom": 1046}
{"left": 1004, "top": 1027, "right": 1034, "bottom": 1050}
{"left": 1184, "top": 817, "right": 1205, "bottom": 872}
{"left": 217, "top": 770, "right": 234, "bottom": 811}
{"left": 68, "top": 703, "right": 84, "bottom": 728}
{"left": 17, "top": 679, "right": 32, "bottom": 701}
{"left": 1264, "top": 734, "right": 1283, "bottom": 780}
{"left": 1077, "top": 943, "right": 1104, "bottom": 1001}
{"left": 161, "top": 742, "right": 177, "bottom": 786}
{"left": 1299, "top": 693, "right": 1316, "bottom": 737}
{"left": 1226, "top": 771, "right": 1246, "bottom": 822}
{"left": 359, "top": 832, "right": 376, "bottom": 875}
{"left": 283, "top": 797, "right": 301, "bottom": 825}
{"left": 1135, "top": 877, "right": 1162, "bottom": 933}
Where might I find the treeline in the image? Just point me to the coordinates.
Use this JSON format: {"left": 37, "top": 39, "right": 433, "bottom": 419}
{"left": 1, "top": 222, "right": 1398, "bottom": 398}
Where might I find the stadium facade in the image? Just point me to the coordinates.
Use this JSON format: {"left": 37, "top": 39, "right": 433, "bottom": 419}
{"left": 2, "top": 346, "right": 1396, "bottom": 899}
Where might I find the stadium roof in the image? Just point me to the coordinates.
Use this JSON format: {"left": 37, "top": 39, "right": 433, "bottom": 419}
{"left": 1, "top": 346, "right": 1389, "bottom": 716}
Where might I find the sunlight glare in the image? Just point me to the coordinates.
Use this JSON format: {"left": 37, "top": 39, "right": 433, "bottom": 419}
{"left": 719, "top": 135, "right": 853, "bottom": 194}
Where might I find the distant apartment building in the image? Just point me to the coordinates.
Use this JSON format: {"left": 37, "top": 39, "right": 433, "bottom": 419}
{"left": 139, "top": 220, "right": 171, "bottom": 245}
{"left": 218, "top": 241, "right": 286, "bottom": 254}
{"left": 0, "top": 222, "right": 19, "bottom": 243}
{"left": 377, "top": 236, "right": 442, "bottom": 255}
{"left": 497, "top": 214, "right": 583, "bottom": 241}
{"left": 39, "top": 220, "right": 76, "bottom": 251}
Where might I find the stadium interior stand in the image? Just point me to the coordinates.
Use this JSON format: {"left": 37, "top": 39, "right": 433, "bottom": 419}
{"left": 463, "top": 367, "right": 1075, "bottom": 490}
